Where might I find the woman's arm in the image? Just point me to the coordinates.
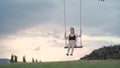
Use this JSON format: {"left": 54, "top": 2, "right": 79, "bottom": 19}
{"left": 75, "top": 34, "right": 81, "bottom": 38}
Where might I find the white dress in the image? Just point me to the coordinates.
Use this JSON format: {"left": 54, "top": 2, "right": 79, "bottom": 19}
{"left": 65, "top": 34, "right": 79, "bottom": 47}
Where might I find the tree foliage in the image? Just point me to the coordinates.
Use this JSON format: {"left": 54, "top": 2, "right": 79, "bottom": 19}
{"left": 23, "top": 56, "right": 26, "bottom": 62}
{"left": 10, "top": 54, "right": 18, "bottom": 63}
{"left": 10, "top": 54, "right": 14, "bottom": 63}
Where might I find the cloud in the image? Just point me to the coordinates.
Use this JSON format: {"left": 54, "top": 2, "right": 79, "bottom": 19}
{"left": 34, "top": 47, "right": 40, "bottom": 51}
{"left": 0, "top": 0, "right": 57, "bottom": 36}
{"left": 0, "top": 0, "right": 120, "bottom": 37}
{"left": 82, "top": 0, "right": 120, "bottom": 37}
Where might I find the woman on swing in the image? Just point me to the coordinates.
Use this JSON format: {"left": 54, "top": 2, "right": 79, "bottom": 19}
{"left": 65, "top": 27, "right": 80, "bottom": 56}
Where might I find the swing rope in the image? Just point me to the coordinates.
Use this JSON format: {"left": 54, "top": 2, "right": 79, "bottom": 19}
{"left": 64, "top": 0, "right": 67, "bottom": 46}
{"left": 80, "top": 0, "right": 83, "bottom": 46}
{"left": 64, "top": 0, "right": 83, "bottom": 47}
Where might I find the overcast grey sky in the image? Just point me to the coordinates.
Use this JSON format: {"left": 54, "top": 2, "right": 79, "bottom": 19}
{"left": 0, "top": 0, "right": 120, "bottom": 37}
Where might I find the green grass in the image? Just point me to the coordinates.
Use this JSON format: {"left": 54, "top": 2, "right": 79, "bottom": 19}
{"left": 0, "top": 60, "right": 120, "bottom": 68}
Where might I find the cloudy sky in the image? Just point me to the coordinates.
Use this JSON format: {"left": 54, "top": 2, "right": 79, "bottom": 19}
{"left": 0, "top": 0, "right": 120, "bottom": 62}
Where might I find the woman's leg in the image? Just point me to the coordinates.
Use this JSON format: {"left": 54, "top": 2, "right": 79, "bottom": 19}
{"left": 70, "top": 41, "right": 76, "bottom": 56}
{"left": 67, "top": 46, "right": 71, "bottom": 55}
{"left": 70, "top": 46, "right": 74, "bottom": 56}
{"left": 66, "top": 42, "right": 71, "bottom": 56}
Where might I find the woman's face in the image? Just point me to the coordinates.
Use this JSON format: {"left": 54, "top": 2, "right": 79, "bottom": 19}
{"left": 70, "top": 28, "right": 74, "bottom": 33}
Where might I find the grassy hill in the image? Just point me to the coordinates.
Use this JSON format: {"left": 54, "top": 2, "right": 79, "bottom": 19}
{"left": 0, "top": 60, "right": 120, "bottom": 68}
{"left": 81, "top": 45, "right": 120, "bottom": 60}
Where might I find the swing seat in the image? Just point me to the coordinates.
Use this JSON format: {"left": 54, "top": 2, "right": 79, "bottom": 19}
{"left": 64, "top": 45, "right": 83, "bottom": 48}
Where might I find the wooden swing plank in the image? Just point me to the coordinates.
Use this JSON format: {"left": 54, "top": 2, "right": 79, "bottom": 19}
{"left": 64, "top": 46, "right": 83, "bottom": 48}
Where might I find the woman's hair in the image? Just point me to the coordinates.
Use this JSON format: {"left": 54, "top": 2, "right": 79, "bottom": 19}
{"left": 70, "top": 27, "right": 74, "bottom": 31}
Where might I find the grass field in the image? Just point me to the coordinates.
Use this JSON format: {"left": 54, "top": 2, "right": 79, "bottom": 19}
{"left": 0, "top": 60, "right": 120, "bottom": 68}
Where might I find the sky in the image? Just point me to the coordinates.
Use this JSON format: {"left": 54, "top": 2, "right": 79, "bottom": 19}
{"left": 0, "top": 0, "right": 120, "bottom": 62}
